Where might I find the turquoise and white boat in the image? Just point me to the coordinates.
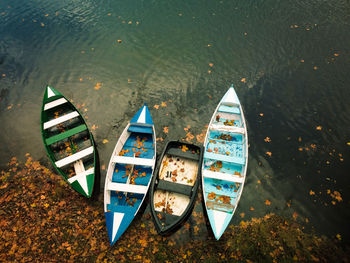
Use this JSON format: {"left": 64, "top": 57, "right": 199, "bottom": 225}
{"left": 104, "top": 105, "right": 156, "bottom": 245}
{"left": 202, "top": 85, "right": 248, "bottom": 240}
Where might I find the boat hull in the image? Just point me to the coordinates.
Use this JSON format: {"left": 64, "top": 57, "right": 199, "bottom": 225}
{"left": 201, "top": 85, "right": 248, "bottom": 240}
{"left": 150, "top": 141, "right": 203, "bottom": 235}
{"left": 104, "top": 105, "right": 156, "bottom": 245}
{"left": 41, "top": 86, "right": 96, "bottom": 198}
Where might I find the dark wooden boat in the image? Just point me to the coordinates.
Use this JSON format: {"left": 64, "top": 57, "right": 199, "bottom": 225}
{"left": 150, "top": 141, "right": 203, "bottom": 235}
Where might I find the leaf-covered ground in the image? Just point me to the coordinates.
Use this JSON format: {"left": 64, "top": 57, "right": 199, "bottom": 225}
{"left": 0, "top": 155, "right": 348, "bottom": 262}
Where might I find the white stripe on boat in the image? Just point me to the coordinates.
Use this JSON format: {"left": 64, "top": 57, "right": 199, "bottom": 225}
{"left": 112, "top": 156, "right": 154, "bottom": 167}
{"left": 112, "top": 212, "right": 124, "bottom": 242}
{"left": 107, "top": 182, "right": 148, "bottom": 194}
{"left": 77, "top": 173, "right": 89, "bottom": 196}
{"left": 47, "top": 87, "right": 56, "bottom": 98}
{"left": 221, "top": 88, "right": 240, "bottom": 106}
{"left": 213, "top": 210, "right": 227, "bottom": 237}
{"left": 55, "top": 146, "right": 94, "bottom": 168}
{"left": 68, "top": 168, "right": 94, "bottom": 184}
{"left": 137, "top": 106, "right": 146, "bottom": 124}
{"left": 202, "top": 169, "right": 244, "bottom": 183}
{"left": 210, "top": 124, "right": 245, "bottom": 134}
{"left": 43, "top": 111, "right": 79, "bottom": 130}
{"left": 44, "top": 98, "right": 67, "bottom": 111}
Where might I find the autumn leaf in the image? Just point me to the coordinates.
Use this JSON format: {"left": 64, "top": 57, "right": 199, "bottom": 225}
{"left": 264, "top": 137, "right": 271, "bottom": 143}
{"left": 309, "top": 190, "right": 315, "bottom": 196}
{"left": 240, "top": 213, "right": 245, "bottom": 218}
{"left": 163, "top": 127, "right": 169, "bottom": 133}
{"left": 266, "top": 152, "right": 272, "bottom": 156}
{"left": 336, "top": 234, "right": 341, "bottom": 241}
{"left": 292, "top": 212, "right": 298, "bottom": 221}
{"left": 94, "top": 82, "right": 102, "bottom": 90}
{"left": 209, "top": 63, "right": 214, "bottom": 67}
{"left": 240, "top": 78, "right": 247, "bottom": 83}
{"left": 161, "top": 101, "right": 167, "bottom": 107}
{"left": 316, "top": 126, "right": 322, "bottom": 130}
{"left": 153, "top": 104, "right": 159, "bottom": 109}
{"left": 250, "top": 206, "right": 255, "bottom": 211}
{"left": 265, "top": 200, "right": 271, "bottom": 206}
{"left": 259, "top": 113, "right": 264, "bottom": 117}
{"left": 102, "top": 139, "right": 109, "bottom": 144}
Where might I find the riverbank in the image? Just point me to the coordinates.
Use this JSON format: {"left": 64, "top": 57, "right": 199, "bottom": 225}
{"left": 0, "top": 155, "right": 348, "bottom": 262}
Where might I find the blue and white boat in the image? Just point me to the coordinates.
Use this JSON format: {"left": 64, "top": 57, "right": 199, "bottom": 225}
{"left": 202, "top": 85, "right": 248, "bottom": 240}
{"left": 104, "top": 105, "right": 156, "bottom": 245}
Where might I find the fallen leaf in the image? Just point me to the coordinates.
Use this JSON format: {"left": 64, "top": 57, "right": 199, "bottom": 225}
{"left": 153, "top": 105, "right": 159, "bottom": 109}
{"left": 266, "top": 152, "right": 272, "bottom": 156}
{"left": 265, "top": 200, "right": 271, "bottom": 206}
{"left": 163, "top": 127, "right": 169, "bottom": 133}
{"left": 161, "top": 102, "right": 167, "bottom": 107}
{"left": 102, "top": 139, "right": 109, "bottom": 144}
{"left": 240, "top": 78, "right": 247, "bottom": 83}
{"left": 264, "top": 137, "right": 271, "bottom": 143}
{"left": 292, "top": 212, "right": 298, "bottom": 221}
{"left": 94, "top": 82, "right": 102, "bottom": 90}
{"left": 209, "top": 63, "right": 213, "bottom": 67}
{"left": 316, "top": 126, "right": 322, "bottom": 130}
{"left": 309, "top": 190, "right": 315, "bottom": 196}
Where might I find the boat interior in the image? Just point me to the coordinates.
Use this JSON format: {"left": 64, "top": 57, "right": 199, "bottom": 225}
{"left": 107, "top": 131, "right": 154, "bottom": 210}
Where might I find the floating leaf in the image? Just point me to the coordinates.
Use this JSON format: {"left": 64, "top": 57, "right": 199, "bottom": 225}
{"left": 264, "top": 137, "right": 271, "bottom": 143}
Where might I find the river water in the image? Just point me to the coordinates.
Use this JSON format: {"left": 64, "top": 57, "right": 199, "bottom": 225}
{"left": 1, "top": 0, "right": 349, "bottom": 243}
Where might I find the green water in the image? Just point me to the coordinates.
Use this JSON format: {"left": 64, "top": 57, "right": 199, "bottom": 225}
{"left": 1, "top": 0, "right": 349, "bottom": 243}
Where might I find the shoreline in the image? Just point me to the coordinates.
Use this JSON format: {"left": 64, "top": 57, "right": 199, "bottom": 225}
{"left": 0, "top": 154, "right": 348, "bottom": 262}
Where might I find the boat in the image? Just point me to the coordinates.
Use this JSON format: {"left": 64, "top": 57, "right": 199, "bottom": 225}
{"left": 41, "top": 86, "right": 96, "bottom": 198}
{"left": 202, "top": 85, "right": 248, "bottom": 240}
{"left": 104, "top": 104, "right": 156, "bottom": 245}
{"left": 150, "top": 141, "right": 203, "bottom": 235}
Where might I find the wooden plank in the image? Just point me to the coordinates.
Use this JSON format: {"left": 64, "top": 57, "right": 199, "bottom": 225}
{"left": 157, "top": 179, "right": 193, "bottom": 196}
{"left": 206, "top": 200, "right": 234, "bottom": 212}
{"left": 55, "top": 146, "right": 93, "bottom": 168}
{"left": 209, "top": 124, "right": 245, "bottom": 134}
{"left": 202, "top": 169, "right": 244, "bottom": 183}
{"left": 45, "top": 124, "right": 87, "bottom": 145}
{"left": 43, "top": 111, "right": 79, "bottom": 130}
{"left": 204, "top": 152, "right": 245, "bottom": 165}
{"left": 112, "top": 156, "right": 154, "bottom": 167}
{"left": 107, "top": 182, "right": 148, "bottom": 194}
{"left": 68, "top": 168, "right": 94, "bottom": 183}
{"left": 167, "top": 148, "right": 200, "bottom": 161}
{"left": 44, "top": 98, "right": 67, "bottom": 111}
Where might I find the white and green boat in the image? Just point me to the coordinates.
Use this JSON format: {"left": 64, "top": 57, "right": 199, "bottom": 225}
{"left": 41, "top": 86, "right": 96, "bottom": 198}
